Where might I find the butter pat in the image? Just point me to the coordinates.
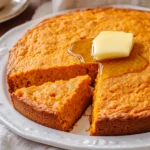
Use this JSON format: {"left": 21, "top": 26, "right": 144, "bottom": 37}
{"left": 92, "top": 31, "right": 134, "bottom": 61}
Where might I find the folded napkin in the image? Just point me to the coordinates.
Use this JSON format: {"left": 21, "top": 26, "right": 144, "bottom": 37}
{"left": 1, "top": 0, "right": 150, "bottom": 150}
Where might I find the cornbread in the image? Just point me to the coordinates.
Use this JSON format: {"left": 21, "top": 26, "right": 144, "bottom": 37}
{"left": 91, "top": 66, "right": 150, "bottom": 135}
{"left": 7, "top": 7, "right": 150, "bottom": 135}
{"left": 8, "top": 7, "right": 150, "bottom": 93}
{"left": 11, "top": 75, "right": 92, "bottom": 131}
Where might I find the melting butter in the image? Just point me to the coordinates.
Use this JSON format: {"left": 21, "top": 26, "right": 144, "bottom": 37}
{"left": 93, "top": 31, "right": 134, "bottom": 61}
{"left": 68, "top": 38, "right": 148, "bottom": 79}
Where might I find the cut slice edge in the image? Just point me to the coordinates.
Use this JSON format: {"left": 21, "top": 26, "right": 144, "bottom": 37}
{"left": 11, "top": 75, "right": 92, "bottom": 131}
{"left": 91, "top": 71, "right": 150, "bottom": 136}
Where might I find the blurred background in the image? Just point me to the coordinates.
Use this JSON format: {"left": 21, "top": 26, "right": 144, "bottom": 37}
{"left": 0, "top": 0, "right": 48, "bottom": 36}
{"left": 0, "top": 0, "right": 150, "bottom": 36}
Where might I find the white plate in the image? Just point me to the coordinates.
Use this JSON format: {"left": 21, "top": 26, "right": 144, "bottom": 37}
{"left": 0, "top": 0, "right": 30, "bottom": 23}
{"left": 0, "top": 4, "right": 150, "bottom": 150}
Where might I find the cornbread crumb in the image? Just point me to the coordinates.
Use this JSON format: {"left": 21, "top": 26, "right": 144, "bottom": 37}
{"left": 8, "top": 8, "right": 150, "bottom": 92}
{"left": 11, "top": 75, "right": 92, "bottom": 131}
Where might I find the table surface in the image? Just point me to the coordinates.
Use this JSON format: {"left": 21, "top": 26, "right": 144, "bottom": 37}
{"left": 0, "top": 0, "right": 48, "bottom": 37}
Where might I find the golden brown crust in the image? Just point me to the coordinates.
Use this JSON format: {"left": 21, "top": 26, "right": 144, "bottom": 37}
{"left": 91, "top": 65, "right": 150, "bottom": 135}
{"left": 91, "top": 114, "right": 150, "bottom": 136}
{"left": 11, "top": 76, "right": 92, "bottom": 131}
{"left": 11, "top": 94, "right": 63, "bottom": 130}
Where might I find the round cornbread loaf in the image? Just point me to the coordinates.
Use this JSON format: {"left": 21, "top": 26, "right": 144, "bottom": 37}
{"left": 7, "top": 8, "right": 150, "bottom": 92}
{"left": 7, "top": 7, "right": 150, "bottom": 135}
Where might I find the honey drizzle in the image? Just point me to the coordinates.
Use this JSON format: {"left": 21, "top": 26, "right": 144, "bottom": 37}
{"left": 68, "top": 39, "right": 148, "bottom": 79}
{"left": 68, "top": 39, "right": 94, "bottom": 63}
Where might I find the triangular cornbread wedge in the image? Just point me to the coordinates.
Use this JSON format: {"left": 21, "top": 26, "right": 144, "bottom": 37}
{"left": 91, "top": 66, "right": 150, "bottom": 135}
{"left": 11, "top": 75, "right": 92, "bottom": 131}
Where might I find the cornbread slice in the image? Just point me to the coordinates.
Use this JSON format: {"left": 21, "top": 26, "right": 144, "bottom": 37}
{"left": 91, "top": 30, "right": 150, "bottom": 135}
{"left": 11, "top": 75, "right": 92, "bottom": 131}
{"left": 91, "top": 64, "right": 150, "bottom": 135}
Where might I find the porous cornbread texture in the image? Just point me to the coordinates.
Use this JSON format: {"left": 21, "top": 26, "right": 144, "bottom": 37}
{"left": 7, "top": 8, "right": 150, "bottom": 93}
{"left": 91, "top": 67, "right": 150, "bottom": 135}
{"left": 11, "top": 75, "right": 92, "bottom": 131}
{"left": 86, "top": 8, "right": 150, "bottom": 136}
{"left": 91, "top": 46, "right": 150, "bottom": 135}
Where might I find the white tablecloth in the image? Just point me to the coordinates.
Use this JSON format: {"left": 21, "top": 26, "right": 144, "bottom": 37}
{"left": 0, "top": 123, "right": 61, "bottom": 150}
